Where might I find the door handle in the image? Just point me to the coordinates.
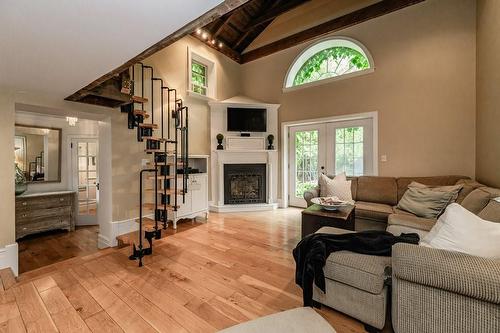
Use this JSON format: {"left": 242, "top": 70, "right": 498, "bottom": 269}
{"left": 320, "top": 166, "right": 325, "bottom": 174}
{"left": 96, "top": 183, "right": 100, "bottom": 190}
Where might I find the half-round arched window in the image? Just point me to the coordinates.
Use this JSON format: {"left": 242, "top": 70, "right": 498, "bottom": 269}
{"left": 284, "top": 37, "right": 374, "bottom": 90}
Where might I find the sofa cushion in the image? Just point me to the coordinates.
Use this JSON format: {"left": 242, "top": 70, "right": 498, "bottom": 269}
{"left": 355, "top": 201, "right": 394, "bottom": 222}
{"left": 356, "top": 177, "right": 398, "bottom": 205}
{"left": 455, "top": 179, "right": 486, "bottom": 203}
{"left": 324, "top": 251, "right": 391, "bottom": 295}
{"left": 478, "top": 198, "right": 500, "bottom": 222}
{"left": 396, "top": 185, "right": 459, "bottom": 219}
{"left": 315, "top": 226, "right": 390, "bottom": 295}
{"left": 388, "top": 214, "right": 436, "bottom": 232}
{"left": 396, "top": 176, "right": 469, "bottom": 202}
{"left": 461, "top": 188, "right": 495, "bottom": 214}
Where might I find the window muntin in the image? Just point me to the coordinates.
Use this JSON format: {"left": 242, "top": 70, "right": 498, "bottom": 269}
{"left": 191, "top": 60, "right": 208, "bottom": 95}
{"left": 294, "top": 130, "right": 319, "bottom": 197}
{"left": 284, "top": 37, "right": 373, "bottom": 89}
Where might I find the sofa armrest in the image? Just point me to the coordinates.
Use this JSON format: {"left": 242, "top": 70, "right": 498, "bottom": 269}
{"left": 392, "top": 243, "right": 500, "bottom": 304}
{"left": 303, "top": 187, "right": 320, "bottom": 207}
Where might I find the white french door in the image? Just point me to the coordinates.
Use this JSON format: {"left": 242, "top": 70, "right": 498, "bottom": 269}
{"left": 288, "top": 118, "right": 374, "bottom": 207}
{"left": 71, "top": 138, "right": 99, "bottom": 225}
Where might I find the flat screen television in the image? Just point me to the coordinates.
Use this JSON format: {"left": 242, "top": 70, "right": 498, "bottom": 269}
{"left": 227, "top": 107, "right": 267, "bottom": 132}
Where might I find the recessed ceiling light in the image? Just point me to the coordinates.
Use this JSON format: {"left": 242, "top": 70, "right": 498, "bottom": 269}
{"left": 218, "top": 42, "right": 223, "bottom": 48}
{"left": 211, "top": 39, "right": 216, "bottom": 45}
{"left": 202, "top": 32, "right": 208, "bottom": 39}
{"left": 196, "top": 29, "right": 201, "bottom": 35}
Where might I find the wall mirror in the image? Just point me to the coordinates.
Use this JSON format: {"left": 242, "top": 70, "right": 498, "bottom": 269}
{"left": 15, "top": 124, "right": 62, "bottom": 183}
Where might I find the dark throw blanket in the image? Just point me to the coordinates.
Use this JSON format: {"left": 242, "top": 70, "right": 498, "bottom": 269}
{"left": 293, "top": 230, "right": 419, "bottom": 306}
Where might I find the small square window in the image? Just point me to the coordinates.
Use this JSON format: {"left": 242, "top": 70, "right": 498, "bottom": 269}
{"left": 191, "top": 60, "right": 208, "bottom": 96}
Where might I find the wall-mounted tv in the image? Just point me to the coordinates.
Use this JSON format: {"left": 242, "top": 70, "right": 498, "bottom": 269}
{"left": 227, "top": 107, "right": 267, "bottom": 132}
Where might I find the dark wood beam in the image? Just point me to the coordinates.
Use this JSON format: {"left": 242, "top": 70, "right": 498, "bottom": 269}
{"left": 212, "top": 14, "right": 232, "bottom": 39}
{"left": 241, "top": 0, "right": 426, "bottom": 63}
{"left": 66, "top": 0, "right": 250, "bottom": 103}
{"left": 243, "top": 0, "right": 310, "bottom": 32}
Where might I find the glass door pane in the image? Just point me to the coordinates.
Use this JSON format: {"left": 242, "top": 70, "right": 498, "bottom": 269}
{"left": 295, "top": 130, "right": 319, "bottom": 197}
{"left": 334, "top": 126, "right": 364, "bottom": 176}
{"left": 76, "top": 142, "right": 98, "bottom": 216}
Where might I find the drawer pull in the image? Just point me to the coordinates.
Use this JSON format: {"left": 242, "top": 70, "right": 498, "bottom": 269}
{"left": 21, "top": 214, "right": 27, "bottom": 218}
{"left": 60, "top": 198, "right": 65, "bottom": 202}
{"left": 22, "top": 202, "right": 27, "bottom": 206}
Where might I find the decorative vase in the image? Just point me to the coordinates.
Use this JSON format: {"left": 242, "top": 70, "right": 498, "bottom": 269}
{"left": 216, "top": 134, "right": 224, "bottom": 150}
{"left": 267, "top": 134, "right": 275, "bottom": 150}
{"left": 15, "top": 164, "right": 27, "bottom": 196}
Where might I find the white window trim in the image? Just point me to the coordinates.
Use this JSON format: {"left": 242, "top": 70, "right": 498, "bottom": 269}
{"left": 281, "top": 111, "right": 378, "bottom": 208}
{"left": 187, "top": 47, "right": 217, "bottom": 101}
{"left": 283, "top": 36, "right": 375, "bottom": 93}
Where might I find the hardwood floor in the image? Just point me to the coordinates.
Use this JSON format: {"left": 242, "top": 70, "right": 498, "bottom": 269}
{"left": 4, "top": 209, "right": 368, "bottom": 333}
{"left": 18, "top": 226, "right": 100, "bottom": 274}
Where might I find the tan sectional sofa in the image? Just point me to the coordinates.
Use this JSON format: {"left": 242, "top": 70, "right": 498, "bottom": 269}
{"left": 304, "top": 177, "right": 500, "bottom": 332}
{"left": 304, "top": 175, "right": 469, "bottom": 231}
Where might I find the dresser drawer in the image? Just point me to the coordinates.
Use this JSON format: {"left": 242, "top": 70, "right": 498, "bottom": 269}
{"left": 16, "top": 194, "right": 73, "bottom": 211}
{"left": 16, "top": 216, "right": 71, "bottom": 239}
{"left": 16, "top": 206, "right": 72, "bottom": 224}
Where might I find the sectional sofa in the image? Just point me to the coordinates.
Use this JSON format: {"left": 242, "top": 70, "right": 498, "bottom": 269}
{"left": 303, "top": 176, "right": 500, "bottom": 332}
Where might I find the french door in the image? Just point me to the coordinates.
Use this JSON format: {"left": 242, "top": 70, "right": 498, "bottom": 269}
{"left": 288, "top": 119, "right": 374, "bottom": 207}
{"left": 71, "top": 138, "right": 99, "bottom": 225}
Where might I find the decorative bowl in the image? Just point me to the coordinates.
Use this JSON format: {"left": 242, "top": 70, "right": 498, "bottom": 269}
{"left": 311, "top": 197, "right": 350, "bottom": 211}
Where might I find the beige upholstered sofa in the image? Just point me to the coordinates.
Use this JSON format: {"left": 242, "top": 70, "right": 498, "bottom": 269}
{"left": 304, "top": 177, "right": 500, "bottom": 332}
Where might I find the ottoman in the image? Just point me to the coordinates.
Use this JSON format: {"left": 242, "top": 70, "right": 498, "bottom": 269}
{"left": 312, "top": 227, "right": 391, "bottom": 331}
{"left": 218, "top": 307, "right": 336, "bottom": 333}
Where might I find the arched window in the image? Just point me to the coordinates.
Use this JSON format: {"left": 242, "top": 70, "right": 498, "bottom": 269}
{"left": 284, "top": 37, "right": 374, "bottom": 90}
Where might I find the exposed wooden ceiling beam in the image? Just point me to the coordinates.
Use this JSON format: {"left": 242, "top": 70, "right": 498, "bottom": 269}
{"left": 212, "top": 14, "right": 232, "bottom": 39}
{"left": 244, "top": 0, "right": 310, "bottom": 32}
{"left": 241, "top": 0, "right": 426, "bottom": 63}
{"left": 66, "top": 0, "right": 250, "bottom": 104}
{"left": 192, "top": 34, "right": 242, "bottom": 63}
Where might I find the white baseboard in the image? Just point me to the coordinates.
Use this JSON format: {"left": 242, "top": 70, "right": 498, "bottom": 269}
{"left": 0, "top": 243, "right": 18, "bottom": 277}
{"left": 97, "top": 233, "right": 113, "bottom": 249}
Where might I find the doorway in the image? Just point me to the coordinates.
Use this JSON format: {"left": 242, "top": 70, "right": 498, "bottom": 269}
{"left": 287, "top": 116, "right": 376, "bottom": 207}
{"left": 71, "top": 138, "right": 99, "bottom": 226}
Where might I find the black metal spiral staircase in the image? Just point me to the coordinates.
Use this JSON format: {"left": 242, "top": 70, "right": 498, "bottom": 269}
{"left": 120, "top": 63, "right": 189, "bottom": 267}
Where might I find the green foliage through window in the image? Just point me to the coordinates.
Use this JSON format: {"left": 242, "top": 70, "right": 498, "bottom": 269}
{"left": 335, "top": 127, "right": 364, "bottom": 176}
{"left": 294, "top": 130, "right": 319, "bottom": 197}
{"left": 293, "top": 46, "right": 370, "bottom": 87}
{"left": 191, "top": 60, "right": 207, "bottom": 95}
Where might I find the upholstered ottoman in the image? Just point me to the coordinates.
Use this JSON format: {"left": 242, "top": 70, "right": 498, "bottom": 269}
{"left": 312, "top": 227, "right": 391, "bottom": 331}
{"left": 218, "top": 307, "right": 336, "bottom": 333}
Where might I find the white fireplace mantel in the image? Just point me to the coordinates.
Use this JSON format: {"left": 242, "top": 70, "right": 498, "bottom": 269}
{"left": 208, "top": 96, "right": 280, "bottom": 212}
{"left": 209, "top": 149, "right": 279, "bottom": 212}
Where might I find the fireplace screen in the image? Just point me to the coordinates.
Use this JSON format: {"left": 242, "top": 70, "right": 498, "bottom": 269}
{"left": 224, "top": 164, "right": 266, "bottom": 204}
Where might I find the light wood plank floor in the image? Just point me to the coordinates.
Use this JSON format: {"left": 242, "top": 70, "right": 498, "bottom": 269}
{"left": 5, "top": 208, "right": 368, "bottom": 333}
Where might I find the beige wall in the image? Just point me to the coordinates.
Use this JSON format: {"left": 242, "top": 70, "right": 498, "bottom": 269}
{"left": 111, "top": 36, "right": 241, "bottom": 221}
{"left": 241, "top": 0, "right": 476, "bottom": 186}
{"left": 476, "top": 0, "right": 500, "bottom": 188}
{"left": 0, "top": 91, "right": 16, "bottom": 247}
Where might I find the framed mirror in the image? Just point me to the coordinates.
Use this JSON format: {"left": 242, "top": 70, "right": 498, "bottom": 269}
{"left": 15, "top": 124, "right": 62, "bottom": 183}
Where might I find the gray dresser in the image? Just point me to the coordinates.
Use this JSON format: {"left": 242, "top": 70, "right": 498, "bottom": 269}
{"left": 15, "top": 191, "right": 76, "bottom": 240}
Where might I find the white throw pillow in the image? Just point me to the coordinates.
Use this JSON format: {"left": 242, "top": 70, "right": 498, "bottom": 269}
{"left": 319, "top": 173, "right": 353, "bottom": 202}
{"left": 420, "top": 203, "right": 500, "bottom": 259}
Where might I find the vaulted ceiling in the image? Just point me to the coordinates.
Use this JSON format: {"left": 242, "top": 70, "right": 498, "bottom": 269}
{"left": 63, "top": 0, "right": 426, "bottom": 107}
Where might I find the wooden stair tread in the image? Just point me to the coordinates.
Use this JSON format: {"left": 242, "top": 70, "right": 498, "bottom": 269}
{"left": 133, "top": 110, "right": 149, "bottom": 118}
{"left": 142, "top": 136, "right": 166, "bottom": 141}
{"left": 132, "top": 95, "right": 148, "bottom": 103}
{"left": 144, "top": 189, "right": 185, "bottom": 194}
{"left": 147, "top": 174, "right": 184, "bottom": 180}
{"left": 138, "top": 123, "right": 158, "bottom": 129}
{"left": 146, "top": 162, "right": 184, "bottom": 167}
{"left": 142, "top": 203, "right": 179, "bottom": 210}
{"left": 0, "top": 267, "right": 17, "bottom": 290}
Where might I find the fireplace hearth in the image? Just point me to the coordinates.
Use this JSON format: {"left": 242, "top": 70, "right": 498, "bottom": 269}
{"left": 224, "top": 164, "right": 266, "bottom": 204}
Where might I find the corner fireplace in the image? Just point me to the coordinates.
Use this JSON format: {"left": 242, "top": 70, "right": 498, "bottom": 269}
{"left": 224, "top": 164, "right": 266, "bottom": 205}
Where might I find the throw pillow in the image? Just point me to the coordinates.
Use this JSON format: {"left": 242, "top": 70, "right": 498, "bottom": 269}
{"left": 319, "top": 173, "right": 353, "bottom": 202}
{"left": 396, "top": 182, "right": 463, "bottom": 219}
{"left": 420, "top": 203, "right": 500, "bottom": 259}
